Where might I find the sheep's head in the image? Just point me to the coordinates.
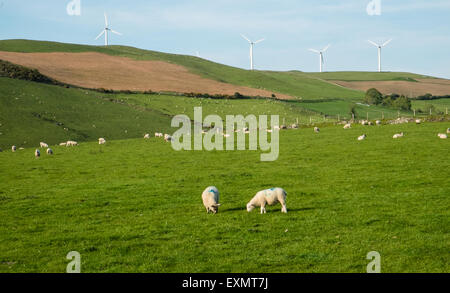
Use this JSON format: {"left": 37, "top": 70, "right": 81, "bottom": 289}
{"left": 246, "top": 202, "right": 255, "bottom": 212}
{"left": 210, "top": 203, "right": 220, "bottom": 214}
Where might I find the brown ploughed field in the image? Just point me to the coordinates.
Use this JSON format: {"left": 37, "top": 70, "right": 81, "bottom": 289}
{"left": 0, "top": 51, "right": 293, "bottom": 99}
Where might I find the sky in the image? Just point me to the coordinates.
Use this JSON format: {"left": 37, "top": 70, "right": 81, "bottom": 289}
{"left": 0, "top": 0, "right": 449, "bottom": 78}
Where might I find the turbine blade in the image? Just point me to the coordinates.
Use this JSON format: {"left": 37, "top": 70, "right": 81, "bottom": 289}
{"left": 308, "top": 49, "right": 320, "bottom": 53}
{"left": 110, "top": 29, "right": 122, "bottom": 36}
{"left": 241, "top": 34, "right": 251, "bottom": 43}
{"left": 322, "top": 44, "right": 331, "bottom": 52}
{"left": 95, "top": 30, "right": 105, "bottom": 40}
{"left": 382, "top": 38, "right": 392, "bottom": 47}
{"left": 104, "top": 12, "right": 108, "bottom": 27}
{"left": 368, "top": 40, "right": 379, "bottom": 47}
{"left": 254, "top": 38, "right": 265, "bottom": 44}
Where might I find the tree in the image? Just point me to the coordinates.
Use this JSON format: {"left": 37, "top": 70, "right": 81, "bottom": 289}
{"left": 365, "top": 88, "right": 383, "bottom": 105}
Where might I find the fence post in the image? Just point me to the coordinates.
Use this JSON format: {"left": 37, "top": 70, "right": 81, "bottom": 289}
{"left": 413, "top": 109, "right": 416, "bottom": 117}
{"left": 382, "top": 112, "right": 384, "bottom": 120}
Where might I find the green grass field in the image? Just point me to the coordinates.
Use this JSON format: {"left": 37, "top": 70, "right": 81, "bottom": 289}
{"left": 0, "top": 122, "right": 448, "bottom": 272}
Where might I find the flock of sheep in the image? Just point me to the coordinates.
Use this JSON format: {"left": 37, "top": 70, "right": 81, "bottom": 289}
{"left": 202, "top": 186, "right": 288, "bottom": 214}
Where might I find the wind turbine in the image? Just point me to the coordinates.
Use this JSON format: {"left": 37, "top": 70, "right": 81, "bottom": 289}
{"left": 368, "top": 39, "right": 392, "bottom": 72}
{"left": 308, "top": 44, "right": 330, "bottom": 73}
{"left": 95, "top": 13, "right": 122, "bottom": 46}
{"left": 241, "top": 34, "right": 265, "bottom": 70}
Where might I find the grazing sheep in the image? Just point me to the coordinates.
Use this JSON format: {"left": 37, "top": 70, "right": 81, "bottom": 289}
{"left": 291, "top": 124, "right": 299, "bottom": 129}
{"left": 368, "top": 121, "right": 373, "bottom": 126}
{"left": 280, "top": 125, "right": 287, "bottom": 129}
{"left": 447, "top": 128, "right": 450, "bottom": 134}
{"left": 376, "top": 120, "right": 381, "bottom": 125}
{"left": 247, "top": 187, "right": 287, "bottom": 214}
{"left": 393, "top": 132, "right": 404, "bottom": 139}
{"left": 314, "top": 127, "right": 320, "bottom": 133}
{"left": 202, "top": 186, "right": 221, "bottom": 214}
{"left": 358, "top": 134, "right": 367, "bottom": 141}
{"left": 35, "top": 149, "right": 40, "bottom": 158}
{"left": 59, "top": 142, "right": 67, "bottom": 146}
{"left": 438, "top": 133, "right": 448, "bottom": 139}
{"left": 144, "top": 134, "right": 150, "bottom": 139}
{"left": 361, "top": 120, "right": 368, "bottom": 126}
{"left": 415, "top": 119, "right": 421, "bottom": 124}
{"left": 343, "top": 123, "right": 351, "bottom": 129}
{"left": 98, "top": 138, "right": 106, "bottom": 145}
{"left": 46, "top": 148, "right": 53, "bottom": 155}
{"left": 266, "top": 129, "right": 273, "bottom": 133}
{"left": 66, "top": 141, "right": 78, "bottom": 147}
{"left": 273, "top": 125, "right": 280, "bottom": 130}
{"left": 164, "top": 134, "right": 173, "bottom": 142}
{"left": 12, "top": 145, "right": 17, "bottom": 152}
{"left": 40, "top": 142, "right": 48, "bottom": 148}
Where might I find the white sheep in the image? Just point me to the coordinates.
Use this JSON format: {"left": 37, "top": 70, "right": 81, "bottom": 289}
{"left": 40, "top": 142, "right": 49, "bottom": 148}
{"left": 376, "top": 120, "right": 381, "bottom": 125}
{"left": 59, "top": 142, "right": 67, "bottom": 146}
{"left": 12, "top": 145, "right": 17, "bottom": 152}
{"left": 447, "top": 128, "right": 450, "bottom": 134}
{"left": 98, "top": 138, "right": 106, "bottom": 145}
{"left": 393, "top": 132, "right": 404, "bottom": 139}
{"left": 415, "top": 119, "right": 421, "bottom": 124}
{"left": 35, "top": 149, "right": 40, "bottom": 158}
{"left": 66, "top": 141, "right": 78, "bottom": 147}
{"left": 164, "top": 134, "right": 173, "bottom": 142}
{"left": 202, "top": 186, "right": 221, "bottom": 214}
{"left": 361, "top": 120, "right": 368, "bottom": 126}
{"left": 144, "top": 134, "right": 150, "bottom": 139}
{"left": 291, "top": 124, "right": 299, "bottom": 129}
{"left": 343, "top": 123, "right": 351, "bottom": 129}
{"left": 46, "top": 148, "right": 53, "bottom": 155}
{"left": 438, "top": 133, "right": 448, "bottom": 139}
{"left": 247, "top": 187, "right": 287, "bottom": 214}
{"left": 358, "top": 134, "right": 367, "bottom": 141}
{"left": 314, "top": 127, "right": 320, "bottom": 133}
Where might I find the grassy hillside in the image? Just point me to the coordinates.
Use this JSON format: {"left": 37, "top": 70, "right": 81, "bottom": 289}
{"left": 0, "top": 77, "right": 174, "bottom": 148}
{"left": 0, "top": 122, "right": 448, "bottom": 272}
{"left": 0, "top": 39, "right": 364, "bottom": 100}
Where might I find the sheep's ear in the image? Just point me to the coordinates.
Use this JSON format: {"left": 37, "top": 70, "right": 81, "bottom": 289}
{"left": 213, "top": 203, "right": 221, "bottom": 207}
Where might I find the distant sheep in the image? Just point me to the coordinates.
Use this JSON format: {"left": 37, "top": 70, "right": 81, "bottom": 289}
{"left": 438, "top": 133, "right": 448, "bottom": 139}
{"left": 59, "top": 142, "right": 67, "bottom": 146}
{"left": 35, "top": 149, "right": 40, "bottom": 158}
{"left": 291, "top": 124, "right": 299, "bottom": 129}
{"left": 246, "top": 187, "right": 287, "bottom": 214}
{"left": 343, "top": 123, "right": 351, "bottom": 129}
{"left": 376, "top": 120, "right": 381, "bottom": 125}
{"left": 393, "top": 132, "right": 404, "bottom": 139}
{"left": 361, "top": 120, "right": 369, "bottom": 126}
{"left": 154, "top": 132, "right": 163, "bottom": 137}
{"left": 12, "top": 145, "right": 17, "bottom": 152}
{"left": 66, "top": 141, "right": 78, "bottom": 147}
{"left": 314, "top": 127, "right": 320, "bottom": 133}
{"left": 202, "top": 186, "right": 220, "bottom": 214}
{"left": 98, "top": 138, "right": 106, "bottom": 145}
{"left": 40, "top": 142, "right": 49, "bottom": 148}
{"left": 46, "top": 148, "right": 53, "bottom": 155}
{"left": 447, "top": 128, "right": 450, "bottom": 134}
{"left": 415, "top": 119, "right": 421, "bottom": 124}
{"left": 144, "top": 134, "right": 150, "bottom": 139}
{"left": 164, "top": 134, "right": 173, "bottom": 142}
{"left": 358, "top": 134, "right": 367, "bottom": 141}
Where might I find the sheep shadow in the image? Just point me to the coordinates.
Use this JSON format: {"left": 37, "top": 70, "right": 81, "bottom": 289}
{"left": 220, "top": 206, "right": 315, "bottom": 213}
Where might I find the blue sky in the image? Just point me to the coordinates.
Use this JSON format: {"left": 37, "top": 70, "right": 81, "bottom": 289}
{"left": 0, "top": 0, "right": 449, "bottom": 78}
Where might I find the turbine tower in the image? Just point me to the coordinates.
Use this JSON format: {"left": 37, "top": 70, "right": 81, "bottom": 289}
{"left": 308, "top": 45, "right": 330, "bottom": 73}
{"left": 368, "top": 39, "right": 392, "bottom": 72}
{"left": 95, "top": 13, "right": 122, "bottom": 46}
{"left": 241, "top": 34, "right": 265, "bottom": 70}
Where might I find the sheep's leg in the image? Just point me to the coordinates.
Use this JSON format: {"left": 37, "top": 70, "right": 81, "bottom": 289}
{"left": 260, "top": 206, "right": 266, "bottom": 214}
{"left": 281, "top": 204, "right": 287, "bottom": 213}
